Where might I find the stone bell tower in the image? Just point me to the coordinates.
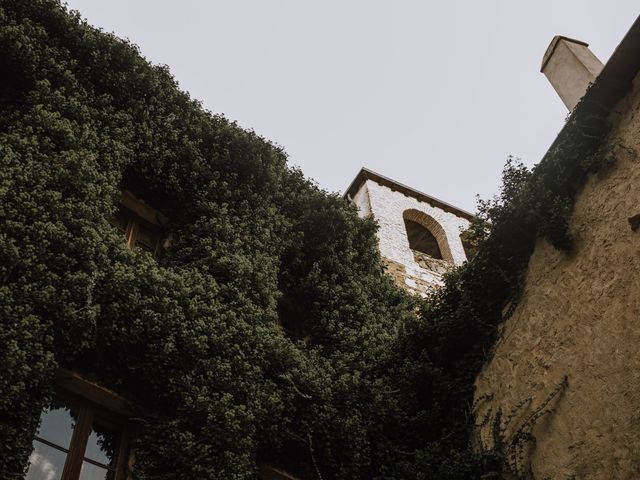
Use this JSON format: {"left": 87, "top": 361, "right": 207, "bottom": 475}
{"left": 345, "top": 168, "right": 473, "bottom": 296}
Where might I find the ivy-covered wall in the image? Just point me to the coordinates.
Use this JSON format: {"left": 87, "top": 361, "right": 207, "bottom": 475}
{"left": 0, "top": 1, "right": 413, "bottom": 477}
{"left": 0, "top": 1, "right": 615, "bottom": 479}
{"left": 0, "top": 1, "right": 458, "bottom": 478}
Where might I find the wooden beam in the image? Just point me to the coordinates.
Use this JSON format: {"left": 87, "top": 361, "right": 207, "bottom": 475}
{"left": 120, "top": 190, "right": 169, "bottom": 226}
{"left": 258, "top": 464, "right": 301, "bottom": 480}
{"left": 54, "top": 369, "right": 140, "bottom": 418}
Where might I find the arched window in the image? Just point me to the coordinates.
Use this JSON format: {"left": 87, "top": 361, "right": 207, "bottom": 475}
{"left": 404, "top": 219, "right": 443, "bottom": 259}
{"left": 402, "top": 209, "right": 454, "bottom": 265}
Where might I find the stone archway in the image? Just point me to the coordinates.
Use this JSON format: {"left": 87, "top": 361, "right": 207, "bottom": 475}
{"left": 402, "top": 209, "right": 454, "bottom": 264}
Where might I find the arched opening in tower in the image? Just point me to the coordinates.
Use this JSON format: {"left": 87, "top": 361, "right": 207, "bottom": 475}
{"left": 403, "top": 219, "right": 443, "bottom": 259}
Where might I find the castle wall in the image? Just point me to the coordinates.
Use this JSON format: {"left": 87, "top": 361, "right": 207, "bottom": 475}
{"left": 474, "top": 73, "right": 640, "bottom": 479}
{"left": 352, "top": 179, "right": 470, "bottom": 295}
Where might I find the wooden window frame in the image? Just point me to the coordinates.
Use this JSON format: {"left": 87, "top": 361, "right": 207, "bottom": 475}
{"left": 113, "top": 190, "right": 170, "bottom": 257}
{"left": 28, "top": 369, "right": 138, "bottom": 480}
{"left": 36, "top": 375, "right": 298, "bottom": 480}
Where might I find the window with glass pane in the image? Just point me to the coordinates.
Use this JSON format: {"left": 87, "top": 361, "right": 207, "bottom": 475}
{"left": 26, "top": 401, "right": 126, "bottom": 480}
{"left": 26, "top": 404, "right": 77, "bottom": 480}
{"left": 79, "top": 419, "right": 119, "bottom": 480}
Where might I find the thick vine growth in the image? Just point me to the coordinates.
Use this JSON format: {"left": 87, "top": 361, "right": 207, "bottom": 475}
{"left": 0, "top": 2, "right": 611, "bottom": 479}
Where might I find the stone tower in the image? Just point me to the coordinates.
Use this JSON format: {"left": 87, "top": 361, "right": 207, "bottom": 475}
{"left": 345, "top": 168, "right": 473, "bottom": 295}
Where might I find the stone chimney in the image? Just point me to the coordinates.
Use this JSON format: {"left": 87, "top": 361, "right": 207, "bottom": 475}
{"left": 541, "top": 36, "right": 604, "bottom": 110}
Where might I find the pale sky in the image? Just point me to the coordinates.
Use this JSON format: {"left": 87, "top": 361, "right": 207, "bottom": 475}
{"left": 64, "top": 1, "right": 639, "bottom": 212}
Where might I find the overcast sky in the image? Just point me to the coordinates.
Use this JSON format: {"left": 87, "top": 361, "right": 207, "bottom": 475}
{"left": 64, "top": 1, "right": 638, "bottom": 212}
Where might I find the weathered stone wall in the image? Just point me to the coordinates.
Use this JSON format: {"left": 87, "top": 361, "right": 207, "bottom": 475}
{"left": 474, "top": 73, "right": 640, "bottom": 479}
{"left": 351, "top": 180, "right": 372, "bottom": 218}
{"left": 351, "top": 179, "right": 470, "bottom": 295}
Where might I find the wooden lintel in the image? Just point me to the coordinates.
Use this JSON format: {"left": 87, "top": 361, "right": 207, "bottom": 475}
{"left": 120, "top": 190, "right": 169, "bottom": 226}
{"left": 54, "top": 369, "right": 140, "bottom": 418}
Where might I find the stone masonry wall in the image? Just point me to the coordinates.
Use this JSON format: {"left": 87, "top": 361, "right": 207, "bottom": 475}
{"left": 474, "top": 72, "right": 640, "bottom": 479}
{"left": 351, "top": 179, "right": 470, "bottom": 295}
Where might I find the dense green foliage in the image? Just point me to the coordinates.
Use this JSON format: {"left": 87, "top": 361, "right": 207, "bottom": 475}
{"left": 0, "top": 2, "right": 423, "bottom": 478}
{"left": 0, "top": 1, "right": 612, "bottom": 479}
{"left": 393, "top": 96, "right": 611, "bottom": 478}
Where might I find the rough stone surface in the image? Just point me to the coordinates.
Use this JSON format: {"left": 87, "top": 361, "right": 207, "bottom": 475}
{"left": 474, "top": 73, "right": 640, "bottom": 479}
{"left": 351, "top": 179, "right": 470, "bottom": 295}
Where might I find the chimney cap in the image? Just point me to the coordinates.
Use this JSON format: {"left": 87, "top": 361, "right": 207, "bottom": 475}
{"left": 541, "top": 35, "right": 590, "bottom": 72}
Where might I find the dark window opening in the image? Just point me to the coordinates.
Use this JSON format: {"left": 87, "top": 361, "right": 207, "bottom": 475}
{"left": 404, "top": 219, "right": 442, "bottom": 259}
{"left": 111, "top": 191, "right": 168, "bottom": 257}
{"left": 277, "top": 296, "right": 303, "bottom": 341}
{"left": 111, "top": 205, "right": 164, "bottom": 255}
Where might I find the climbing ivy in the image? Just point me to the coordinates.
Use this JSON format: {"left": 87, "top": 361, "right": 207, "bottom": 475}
{"left": 392, "top": 94, "right": 611, "bottom": 478}
{"left": 0, "top": 1, "right": 612, "bottom": 479}
{"left": 0, "top": 2, "right": 416, "bottom": 478}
